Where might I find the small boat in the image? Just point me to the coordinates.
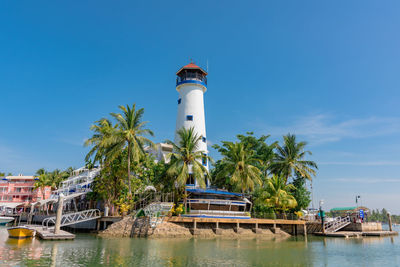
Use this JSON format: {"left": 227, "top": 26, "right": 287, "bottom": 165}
{"left": 0, "top": 216, "right": 14, "bottom": 226}
{"left": 7, "top": 226, "right": 35, "bottom": 239}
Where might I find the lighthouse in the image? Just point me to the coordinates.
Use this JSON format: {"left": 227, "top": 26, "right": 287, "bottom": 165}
{"left": 175, "top": 62, "right": 209, "bottom": 185}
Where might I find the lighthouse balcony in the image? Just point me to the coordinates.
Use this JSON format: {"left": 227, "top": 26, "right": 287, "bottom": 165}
{"left": 176, "top": 73, "right": 207, "bottom": 86}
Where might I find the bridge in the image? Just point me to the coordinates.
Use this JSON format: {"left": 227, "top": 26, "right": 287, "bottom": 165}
{"left": 42, "top": 209, "right": 101, "bottom": 230}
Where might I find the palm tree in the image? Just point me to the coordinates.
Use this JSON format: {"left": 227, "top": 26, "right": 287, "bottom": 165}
{"left": 34, "top": 169, "right": 49, "bottom": 200}
{"left": 269, "top": 134, "right": 318, "bottom": 184}
{"left": 47, "top": 169, "right": 68, "bottom": 190}
{"left": 109, "top": 104, "right": 154, "bottom": 194}
{"left": 261, "top": 174, "right": 297, "bottom": 213}
{"left": 166, "top": 127, "right": 210, "bottom": 189}
{"left": 84, "top": 118, "right": 117, "bottom": 165}
{"left": 214, "top": 141, "right": 262, "bottom": 193}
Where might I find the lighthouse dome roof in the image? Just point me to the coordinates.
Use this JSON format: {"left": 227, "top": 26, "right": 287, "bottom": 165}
{"left": 176, "top": 62, "right": 208, "bottom": 76}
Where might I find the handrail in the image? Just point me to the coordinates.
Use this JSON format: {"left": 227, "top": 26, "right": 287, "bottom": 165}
{"left": 42, "top": 209, "right": 101, "bottom": 230}
{"left": 324, "top": 216, "right": 351, "bottom": 232}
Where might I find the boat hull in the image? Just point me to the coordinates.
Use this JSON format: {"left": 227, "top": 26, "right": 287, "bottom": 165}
{"left": 0, "top": 217, "right": 14, "bottom": 226}
{"left": 7, "top": 227, "right": 35, "bottom": 239}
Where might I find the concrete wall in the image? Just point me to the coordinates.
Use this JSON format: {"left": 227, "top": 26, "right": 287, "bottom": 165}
{"left": 343, "top": 222, "right": 382, "bottom": 232}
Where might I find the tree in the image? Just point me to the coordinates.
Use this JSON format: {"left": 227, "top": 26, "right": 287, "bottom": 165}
{"left": 166, "top": 127, "right": 210, "bottom": 190}
{"left": 260, "top": 174, "right": 297, "bottom": 213}
{"left": 47, "top": 169, "right": 69, "bottom": 190}
{"left": 269, "top": 134, "right": 318, "bottom": 184}
{"left": 213, "top": 141, "right": 262, "bottom": 193}
{"left": 290, "top": 173, "right": 311, "bottom": 211}
{"left": 109, "top": 104, "right": 154, "bottom": 194}
{"left": 85, "top": 118, "right": 117, "bottom": 165}
{"left": 34, "top": 169, "right": 49, "bottom": 200}
{"left": 236, "top": 132, "right": 277, "bottom": 178}
{"left": 85, "top": 104, "right": 154, "bottom": 195}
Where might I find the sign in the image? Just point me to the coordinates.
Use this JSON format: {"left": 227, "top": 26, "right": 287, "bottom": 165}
{"left": 359, "top": 209, "right": 364, "bottom": 219}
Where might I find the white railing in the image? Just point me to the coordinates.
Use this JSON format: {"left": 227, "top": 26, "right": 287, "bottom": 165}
{"left": 324, "top": 216, "right": 351, "bottom": 232}
{"left": 142, "top": 202, "right": 173, "bottom": 228}
{"left": 42, "top": 209, "right": 101, "bottom": 230}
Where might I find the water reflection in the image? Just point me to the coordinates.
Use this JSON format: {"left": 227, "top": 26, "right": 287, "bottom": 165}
{"left": 0, "top": 227, "right": 398, "bottom": 266}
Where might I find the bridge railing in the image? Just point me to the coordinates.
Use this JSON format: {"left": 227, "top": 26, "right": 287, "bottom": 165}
{"left": 42, "top": 209, "right": 101, "bottom": 230}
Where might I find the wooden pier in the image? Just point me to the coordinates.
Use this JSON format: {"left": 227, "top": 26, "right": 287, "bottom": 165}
{"left": 314, "top": 231, "right": 398, "bottom": 238}
{"left": 28, "top": 225, "right": 75, "bottom": 240}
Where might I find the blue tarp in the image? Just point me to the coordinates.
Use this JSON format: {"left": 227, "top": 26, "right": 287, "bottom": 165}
{"left": 185, "top": 188, "right": 242, "bottom": 197}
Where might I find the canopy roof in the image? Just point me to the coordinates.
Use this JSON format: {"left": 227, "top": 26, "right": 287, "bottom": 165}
{"left": 0, "top": 202, "right": 24, "bottom": 209}
{"left": 176, "top": 62, "right": 207, "bottom": 76}
{"left": 330, "top": 206, "right": 369, "bottom": 212}
{"left": 186, "top": 188, "right": 242, "bottom": 197}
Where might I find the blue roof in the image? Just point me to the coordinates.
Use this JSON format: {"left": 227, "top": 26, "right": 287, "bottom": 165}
{"left": 186, "top": 188, "right": 243, "bottom": 197}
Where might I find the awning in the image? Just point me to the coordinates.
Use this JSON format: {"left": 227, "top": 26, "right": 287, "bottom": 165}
{"left": 186, "top": 188, "right": 243, "bottom": 197}
{"left": 0, "top": 202, "right": 24, "bottom": 209}
{"left": 32, "top": 198, "right": 58, "bottom": 207}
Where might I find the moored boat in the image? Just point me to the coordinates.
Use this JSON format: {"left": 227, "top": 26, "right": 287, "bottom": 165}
{"left": 0, "top": 216, "right": 14, "bottom": 226}
{"left": 7, "top": 226, "right": 35, "bottom": 239}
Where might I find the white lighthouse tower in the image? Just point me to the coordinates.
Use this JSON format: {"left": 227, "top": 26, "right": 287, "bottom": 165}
{"left": 175, "top": 62, "right": 209, "bottom": 186}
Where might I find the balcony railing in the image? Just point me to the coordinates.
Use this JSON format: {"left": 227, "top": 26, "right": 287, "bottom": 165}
{"left": 176, "top": 73, "right": 207, "bottom": 86}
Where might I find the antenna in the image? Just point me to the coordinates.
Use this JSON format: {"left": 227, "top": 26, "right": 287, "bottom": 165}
{"left": 206, "top": 58, "right": 209, "bottom": 72}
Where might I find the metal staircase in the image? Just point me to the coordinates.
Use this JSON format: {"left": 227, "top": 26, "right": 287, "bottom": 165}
{"left": 141, "top": 202, "right": 174, "bottom": 228}
{"left": 42, "top": 209, "right": 101, "bottom": 230}
{"left": 324, "top": 216, "right": 351, "bottom": 232}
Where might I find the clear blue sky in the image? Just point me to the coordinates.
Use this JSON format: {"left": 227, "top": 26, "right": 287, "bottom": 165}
{"left": 1, "top": 1, "right": 400, "bottom": 213}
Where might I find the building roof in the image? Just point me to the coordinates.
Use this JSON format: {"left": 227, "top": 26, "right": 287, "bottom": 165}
{"left": 4, "top": 175, "right": 36, "bottom": 180}
{"left": 186, "top": 188, "right": 243, "bottom": 197}
{"left": 330, "top": 207, "right": 357, "bottom": 211}
{"left": 176, "top": 62, "right": 208, "bottom": 75}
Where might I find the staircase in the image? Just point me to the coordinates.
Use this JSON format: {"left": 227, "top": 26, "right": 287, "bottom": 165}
{"left": 141, "top": 202, "right": 174, "bottom": 228}
{"left": 42, "top": 209, "right": 101, "bottom": 230}
{"left": 324, "top": 216, "right": 351, "bottom": 232}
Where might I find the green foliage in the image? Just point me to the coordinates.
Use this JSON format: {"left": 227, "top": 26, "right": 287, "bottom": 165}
{"left": 289, "top": 174, "right": 311, "bottom": 211}
{"left": 259, "top": 174, "right": 297, "bottom": 213}
{"left": 368, "top": 208, "right": 400, "bottom": 224}
{"left": 166, "top": 127, "right": 210, "bottom": 190}
{"left": 213, "top": 141, "right": 262, "bottom": 193}
{"left": 269, "top": 134, "right": 317, "bottom": 184}
{"left": 85, "top": 103, "right": 154, "bottom": 195}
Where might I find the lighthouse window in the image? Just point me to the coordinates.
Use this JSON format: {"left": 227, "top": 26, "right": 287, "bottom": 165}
{"left": 202, "top": 136, "right": 206, "bottom": 143}
{"left": 186, "top": 115, "right": 193, "bottom": 121}
{"left": 202, "top": 154, "right": 207, "bottom": 166}
{"left": 177, "top": 98, "right": 181, "bottom": 104}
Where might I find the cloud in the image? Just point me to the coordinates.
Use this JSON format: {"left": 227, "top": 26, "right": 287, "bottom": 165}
{"left": 260, "top": 114, "right": 400, "bottom": 145}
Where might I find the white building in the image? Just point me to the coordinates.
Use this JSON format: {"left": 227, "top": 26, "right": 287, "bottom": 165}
{"left": 175, "top": 62, "right": 209, "bottom": 186}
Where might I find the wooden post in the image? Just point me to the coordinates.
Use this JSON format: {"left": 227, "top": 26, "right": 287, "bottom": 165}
{"left": 388, "top": 212, "right": 393, "bottom": 232}
{"left": 303, "top": 224, "right": 307, "bottom": 237}
{"left": 193, "top": 219, "right": 197, "bottom": 230}
{"left": 54, "top": 195, "right": 64, "bottom": 234}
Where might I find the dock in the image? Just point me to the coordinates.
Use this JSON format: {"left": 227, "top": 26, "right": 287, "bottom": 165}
{"left": 165, "top": 216, "right": 306, "bottom": 235}
{"left": 28, "top": 225, "right": 75, "bottom": 240}
{"left": 314, "top": 231, "right": 398, "bottom": 238}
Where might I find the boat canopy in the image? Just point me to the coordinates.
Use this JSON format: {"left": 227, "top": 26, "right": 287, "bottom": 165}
{"left": 0, "top": 202, "right": 24, "bottom": 209}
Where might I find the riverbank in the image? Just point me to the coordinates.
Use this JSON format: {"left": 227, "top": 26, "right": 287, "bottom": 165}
{"left": 99, "top": 216, "right": 292, "bottom": 238}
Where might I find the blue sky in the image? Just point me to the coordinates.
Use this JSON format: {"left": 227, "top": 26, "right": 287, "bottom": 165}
{"left": 1, "top": 1, "right": 400, "bottom": 213}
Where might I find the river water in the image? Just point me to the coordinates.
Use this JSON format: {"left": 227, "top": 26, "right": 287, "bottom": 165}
{"left": 0, "top": 226, "right": 399, "bottom": 266}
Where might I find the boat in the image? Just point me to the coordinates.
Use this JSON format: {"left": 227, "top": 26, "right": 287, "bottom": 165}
{"left": 0, "top": 216, "right": 14, "bottom": 226}
{"left": 7, "top": 226, "right": 35, "bottom": 239}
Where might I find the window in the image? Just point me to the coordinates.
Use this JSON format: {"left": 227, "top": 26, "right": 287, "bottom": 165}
{"left": 202, "top": 136, "right": 206, "bottom": 143}
{"left": 186, "top": 115, "right": 193, "bottom": 121}
{"left": 177, "top": 98, "right": 181, "bottom": 104}
{"left": 186, "top": 174, "right": 195, "bottom": 185}
{"left": 202, "top": 154, "right": 207, "bottom": 166}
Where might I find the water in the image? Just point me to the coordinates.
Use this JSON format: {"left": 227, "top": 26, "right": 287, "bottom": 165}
{"left": 0, "top": 226, "right": 399, "bottom": 266}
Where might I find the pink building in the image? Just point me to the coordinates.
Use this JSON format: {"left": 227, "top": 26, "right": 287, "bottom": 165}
{"left": 0, "top": 175, "right": 51, "bottom": 204}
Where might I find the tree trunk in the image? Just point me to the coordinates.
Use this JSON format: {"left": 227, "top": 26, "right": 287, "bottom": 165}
{"left": 127, "top": 143, "right": 131, "bottom": 195}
